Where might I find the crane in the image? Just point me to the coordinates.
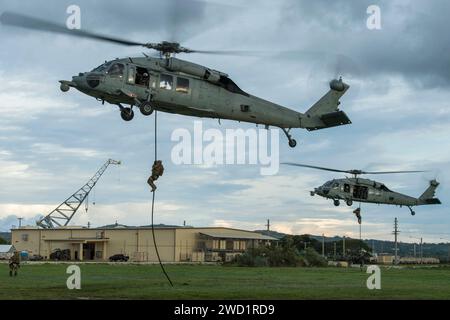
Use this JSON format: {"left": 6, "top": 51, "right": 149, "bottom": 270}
{"left": 36, "top": 159, "right": 121, "bottom": 228}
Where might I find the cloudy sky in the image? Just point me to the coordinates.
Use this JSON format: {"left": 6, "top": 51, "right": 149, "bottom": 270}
{"left": 0, "top": 0, "right": 449, "bottom": 243}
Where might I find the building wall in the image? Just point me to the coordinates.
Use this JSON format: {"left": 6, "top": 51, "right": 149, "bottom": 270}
{"left": 12, "top": 228, "right": 177, "bottom": 262}
{"left": 11, "top": 227, "right": 275, "bottom": 263}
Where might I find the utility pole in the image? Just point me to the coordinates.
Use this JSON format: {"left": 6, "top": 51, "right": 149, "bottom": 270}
{"left": 334, "top": 242, "right": 337, "bottom": 260}
{"left": 420, "top": 237, "right": 423, "bottom": 264}
{"left": 18, "top": 217, "right": 23, "bottom": 228}
{"left": 322, "top": 234, "right": 325, "bottom": 257}
{"left": 393, "top": 218, "right": 400, "bottom": 265}
{"left": 343, "top": 236, "right": 346, "bottom": 258}
{"left": 372, "top": 240, "right": 375, "bottom": 255}
{"left": 266, "top": 219, "right": 270, "bottom": 231}
{"left": 409, "top": 235, "right": 423, "bottom": 264}
{"left": 440, "top": 238, "right": 450, "bottom": 263}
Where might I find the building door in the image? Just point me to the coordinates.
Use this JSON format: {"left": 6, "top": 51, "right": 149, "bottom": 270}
{"left": 83, "top": 243, "right": 96, "bottom": 260}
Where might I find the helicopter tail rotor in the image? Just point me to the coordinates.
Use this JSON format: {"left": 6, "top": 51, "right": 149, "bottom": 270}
{"left": 418, "top": 179, "right": 441, "bottom": 204}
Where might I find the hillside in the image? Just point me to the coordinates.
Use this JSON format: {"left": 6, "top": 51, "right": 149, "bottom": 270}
{"left": 255, "top": 230, "right": 450, "bottom": 262}
{"left": 0, "top": 232, "right": 11, "bottom": 243}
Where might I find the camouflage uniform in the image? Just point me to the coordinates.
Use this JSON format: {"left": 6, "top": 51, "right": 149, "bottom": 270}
{"left": 9, "top": 251, "right": 20, "bottom": 277}
{"left": 353, "top": 207, "right": 362, "bottom": 224}
{"left": 147, "top": 160, "right": 164, "bottom": 192}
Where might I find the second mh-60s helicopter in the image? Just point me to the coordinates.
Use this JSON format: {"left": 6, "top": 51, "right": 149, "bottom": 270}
{"left": 283, "top": 163, "right": 441, "bottom": 220}
{"left": 0, "top": 12, "right": 353, "bottom": 148}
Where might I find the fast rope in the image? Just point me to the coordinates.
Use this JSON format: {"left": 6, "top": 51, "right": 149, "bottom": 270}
{"left": 150, "top": 110, "right": 174, "bottom": 287}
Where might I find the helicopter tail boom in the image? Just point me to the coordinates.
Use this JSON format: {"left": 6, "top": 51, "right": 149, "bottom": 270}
{"left": 418, "top": 179, "right": 441, "bottom": 205}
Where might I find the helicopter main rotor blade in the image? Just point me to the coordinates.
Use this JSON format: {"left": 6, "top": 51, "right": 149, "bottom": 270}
{"left": 191, "top": 49, "right": 267, "bottom": 56}
{"left": 283, "top": 163, "right": 426, "bottom": 175}
{"left": 359, "top": 170, "right": 426, "bottom": 175}
{"left": 0, "top": 11, "right": 146, "bottom": 47}
{"left": 282, "top": 163, "right": 351, "bottom": 174}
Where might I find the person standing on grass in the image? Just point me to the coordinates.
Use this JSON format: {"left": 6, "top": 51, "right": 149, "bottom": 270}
{"left": 9, "top": 251, "right": 20, "bottom": 277}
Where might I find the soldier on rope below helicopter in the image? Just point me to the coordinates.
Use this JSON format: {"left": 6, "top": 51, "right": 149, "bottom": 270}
{"left": 147, "top": 160, "right": 164, "bottom": 192}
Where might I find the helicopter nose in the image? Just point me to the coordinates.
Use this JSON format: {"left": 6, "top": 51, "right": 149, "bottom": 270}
{"left": 73, "top": 72, "right": 102, "bottom": 89}
{"left": 317, "top": 186, "right": 330, "bottom": 195}
{"left": 72, "top": 74, "right": 85, "bottom": 87}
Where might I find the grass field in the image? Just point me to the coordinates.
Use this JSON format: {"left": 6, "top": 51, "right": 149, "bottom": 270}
{"left": 0, "top": 263, "right": 449, "bottom": 299}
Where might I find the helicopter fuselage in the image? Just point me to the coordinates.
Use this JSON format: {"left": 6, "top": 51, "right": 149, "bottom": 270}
{"left": 60, "top": 56, "right": 352, "bottom": 147}
{"left": 312, "top": 177, "right": 431, "bottom": 207}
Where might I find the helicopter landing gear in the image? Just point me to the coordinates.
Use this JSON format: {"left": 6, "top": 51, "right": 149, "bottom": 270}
{"left": 281, "top": 128, "right": 297, "bottom": 148}
{"left": 353, "top": 207, "right": 362, "bottom": 224}
{"left": 139, "top": 101, "right": 154, "bottom": 116}
{"left": 333, "top": 199, "right": 340, "bottom": 206}
{"left": 346, "top": 199, "right": 353, "bottom": 206}
{"left": 408, "top": 206, "right": 416, "bottom": 216}
{"left": 120, "top": 106, "right": 134, "bottom": 121}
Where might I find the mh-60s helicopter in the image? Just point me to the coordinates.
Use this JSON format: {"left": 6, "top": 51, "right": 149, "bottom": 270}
{"left": 0, "top": 12, "right": 353, "bottom": 148}
{"left": 283, "top": 163, "right": 441, "bottom": 220}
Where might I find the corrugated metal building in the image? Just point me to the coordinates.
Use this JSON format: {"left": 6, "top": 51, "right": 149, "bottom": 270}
{"left": 0, "top": 245, "right": 15, "bottom": 260}
{"left": 11, "top": 226, "right": 277, "bottom": 263}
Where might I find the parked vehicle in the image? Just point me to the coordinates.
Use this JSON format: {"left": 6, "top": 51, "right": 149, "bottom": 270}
{"left": 29, "top": 254, "right": 44, "bottom": 261}
{"left": 50, "top": 249, "right": 71, "bottom": 261}
{"left": 109, "top": 254, "right": 129, "bottom": 262}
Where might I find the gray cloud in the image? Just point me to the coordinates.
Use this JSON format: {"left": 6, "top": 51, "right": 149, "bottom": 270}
{"left": 277, "top": 0, "right": 450, "bottom": 88}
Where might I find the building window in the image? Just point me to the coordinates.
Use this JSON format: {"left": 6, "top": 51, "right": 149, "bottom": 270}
{"left": 21, "top": 234, "right": 29, "bottom": 241}
{"left": 160, "top": 74, "right": 173, "bottom": 90}
{"left": 176, "top": 77, "right": 189, "bottom": 93}
{"left": 219, "top": 240, "right": 226, "bottom": 250}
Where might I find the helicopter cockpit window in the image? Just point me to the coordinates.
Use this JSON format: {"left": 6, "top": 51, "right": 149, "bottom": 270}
{"left": 127, "top": 66, "right": 136, "bottom": 84}
{"left": 344, "top": 184, "right": 350, "bottom": 193}
{"left": 108, "top": 63, "right": 124, "bottom": 77}
{"left": 92, "top": 61, "right": 112, "bottom": 73}
{"left": 176, "top": 77, "right": 189, "bottom": 94}
{"left": 332, "top": 182, "right": 340, "bottom": 189}
{"left": 160, "top": 74, "right": 173, "bottom": 90}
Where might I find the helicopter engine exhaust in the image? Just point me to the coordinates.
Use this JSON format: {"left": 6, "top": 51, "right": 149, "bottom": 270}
{"left": 166, "top": 58, "right": 227, "bottom": 84}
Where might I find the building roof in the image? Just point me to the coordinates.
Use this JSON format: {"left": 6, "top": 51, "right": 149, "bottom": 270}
{"left": 199, "top": 230, "right": 278, "bottom": 241}
{"left": 0, "top": 245, "right": 14, "bottom": 253}
{"left": 11, "top": 226, "right": 278, "bottom": 240}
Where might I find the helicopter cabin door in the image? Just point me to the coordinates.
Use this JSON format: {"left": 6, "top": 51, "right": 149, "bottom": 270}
{"left": 353, "top": 185, "right": 368, "bottom": 200}
{"left": 124, "top": 64, "right": 152, "bottom": 102}
{"left": 155, "top": 73, "right": 192, "bottom": 111}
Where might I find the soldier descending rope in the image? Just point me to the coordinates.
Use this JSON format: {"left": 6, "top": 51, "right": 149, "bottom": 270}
{"left": 9, "top": 251, "right": 20, "bottom": 277}
{"left": 353, "top": 207, "right": 362, "bottom": 224}
{"left": 147, "top": 160, "right": 164, "bottom": 192}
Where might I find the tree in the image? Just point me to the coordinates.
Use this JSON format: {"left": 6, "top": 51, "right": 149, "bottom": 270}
{"left": 0, "top": 237, "right": 7, "bottom": 245}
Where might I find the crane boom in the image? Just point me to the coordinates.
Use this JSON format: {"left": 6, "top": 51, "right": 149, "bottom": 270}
{"left": 36, "top": 159, "right": 121, "bottom": 229}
